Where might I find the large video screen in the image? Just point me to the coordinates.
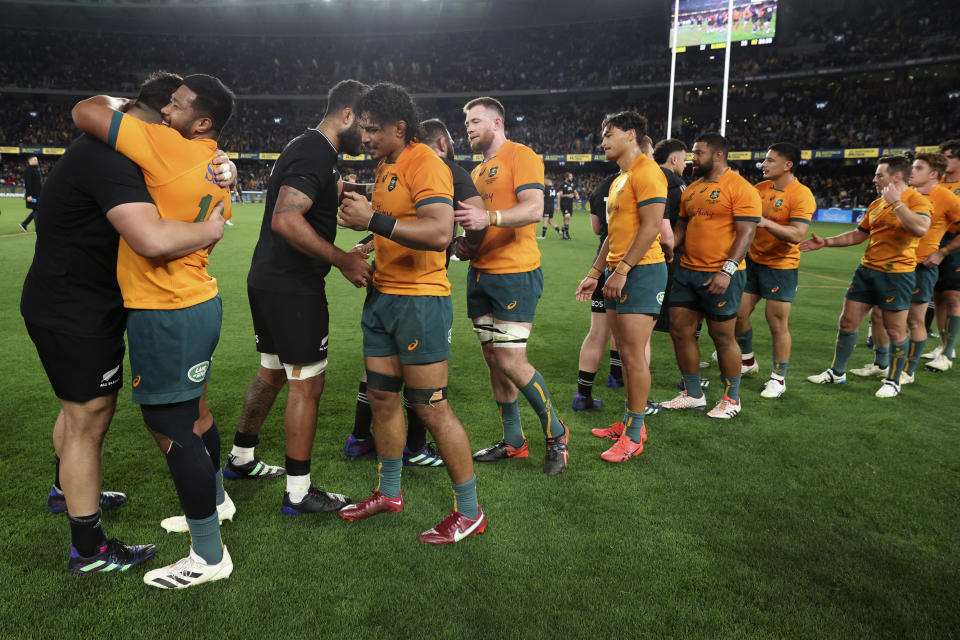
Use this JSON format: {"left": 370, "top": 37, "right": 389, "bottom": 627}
{"left": 670, "top": 0, "right": 777, "bottom": 49}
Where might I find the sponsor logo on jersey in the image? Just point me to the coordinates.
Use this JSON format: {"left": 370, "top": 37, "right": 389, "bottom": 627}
{"left": 388, "top": 176, "right": 398, "bottom": 191}
{"left": 187, "top": 361, "right": 210, "bottom": 383}
{"left": 407, "top": 339, "right": 419, "bottom": 351}
{"left": 204, "top": 163, "right": 218, "bottom": 185}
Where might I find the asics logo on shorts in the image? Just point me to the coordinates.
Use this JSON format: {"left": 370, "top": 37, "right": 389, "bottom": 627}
{"left": 886, "top": 296, "right": 895, "bottom": 303}
{"left": 771, "top": 286, "right": 780, "bottom": 293}
{"left": 506, "top": 300, "right": 517, "bottom": 309}
{"left": 132, "top": 376, "right": 142, "bottom": 387}
{"left": 407, "top": 339, "right": 419, "bottom": 351}
{"left": 620, "top": 294, "right": 628, "bottom": 303}
{"left": 717, "top": 300, "right": 727, "bottom": 307}
{"left": 913, "top": 288, "right": 920, "bottom": 294}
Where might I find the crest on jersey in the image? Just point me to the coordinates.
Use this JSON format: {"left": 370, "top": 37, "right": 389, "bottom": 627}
{"left": 709, "top": 190, "right": 721, "bottom": 200}
{"left": 488, "top": 166, "right": 499, "bottom": 177}
{"left": 388, "top": 176, "right": 398, "bottom": 191}
{"left": 774, "top": 198, "right": 784, "bottom": 208}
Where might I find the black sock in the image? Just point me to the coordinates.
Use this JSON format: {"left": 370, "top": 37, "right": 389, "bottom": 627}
{"left": 925, "top": 305, "right": 936, "bottom": 334}
{"left": 68, "top": 510, "right": 106, "bottom": 557}
{"left": 233, "top": 431, "right": 259, "bottom": 449}
{"left": 201, "top": 421, "right": 221, "bottom": 470}
{"left": 54, "top": 455, "right": 61, "bottom": 492}
{"left": 405, "top": 403, "right": 427, "bottom": 452}
{"left": 541, "top": 226, "right": 546, "bottom": 235}
{"left": 285, "top": 456, "right": 310, "bottom": 477}
{"left": 352, "top": 381, "right": 372, "bottom": 439}
{"left": 609, "top": 350, "right": 623, "bottom": 381}
{"left": 577, "top": 370, "right": 596, "bottom": 397}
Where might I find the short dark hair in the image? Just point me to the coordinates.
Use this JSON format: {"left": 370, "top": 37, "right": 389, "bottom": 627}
{"left": 601, "top": 111, "right": 648, "bottom": 142}
{"left": 915, "top": 152, "right": 948, "bottom": 179}
{"left": 181, "top": 74, "right": 235, "bottom": 135}
{"left": 324, "top": 79, "right": 367, "bottom": 119}
{"left": 419, "top": 118, "right": 451, "bottom": 146}
{"left": 653, "top": 138, "right": 687, "bottom": 165}
{"left": 695, "top": 132, "right": 730, "bottom": 158}
{"left": 136, "top": 71, "right": 183, "bottom": 113}
{"left": 878, "top": 155, "right": 912, "bottom": 181}
{"left": 939, "top": 139, "right": 960, "bottom": 156}
{"left": 768, "top": 142, "right": 801, "bottom": 171}
{"left": 356, "top": 83, "right": 421, "bottom": 144}
{"left": 463, "top": 96, "right": 505, "bottom": 121}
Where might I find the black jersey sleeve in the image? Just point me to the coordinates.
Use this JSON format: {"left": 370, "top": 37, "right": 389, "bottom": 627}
{"left": 86, "top": 142, "right": 153, "bottom": 213}
{"left": 279, "top": 141, "right": 333, "bottom": 203}
{"left": 445, "top": 158, "right": 480, "bottom": 204}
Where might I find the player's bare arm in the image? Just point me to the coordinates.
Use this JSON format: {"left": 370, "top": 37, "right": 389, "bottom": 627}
{"left": 674, "top": 217, "right": 688, "bottom": 250}
{"left": 881, "top": 183, "right": 930, "bottom": 237}
{"left": 604, "top": 201, "right": 665, "bottom": 300}
{"left": 273, "top": 184, "right": 372, "bottom": 287}
{"left": 799, "top": 228, "right": 868, "bottom": 252}
{"left": 659, "top": 217, "right": 675, "bottom": 263}
{"left": 107, "top": 200, "right": 226, "bottom": 260}
{"left": 576, "top": 236, "right": 611, "bottom": 302}
{"left": 454, "top": 188, "right": 543, "bottom": 231}
{"left": 456, "top": 194, "right": 488, "bottom": 257}
{"left": 757, "top": 216, "right": 807, "bottom": 244}
{"left": 705, "top": 219, "right": 757, "bottom": 295}
{"left": 339, "top": 191, "right": 453, "bottom": 251}
{"left": 71, "top": 95, "right": 130, "bottom": 142}
{"left": 923, "top": 234, "right": 960, "bottom": 267}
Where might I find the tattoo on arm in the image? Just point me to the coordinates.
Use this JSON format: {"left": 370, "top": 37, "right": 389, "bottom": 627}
{"left": 274, "top": 185, "right": 313, "bottom": 216}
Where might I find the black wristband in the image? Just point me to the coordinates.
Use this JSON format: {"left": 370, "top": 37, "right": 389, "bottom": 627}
{"left": 367, "top": 212, "right": 397, "bottom": 238}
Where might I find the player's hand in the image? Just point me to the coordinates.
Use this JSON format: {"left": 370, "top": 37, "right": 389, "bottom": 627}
{"left": 798, "top": 233, "right": 825, "bottom": 252}
{"left": 756, "top": 215, "right": 769, "bottom": 229}
{"left": 338, "top": 250, "right": 374, "bottom": 288}
{"left": 453, "top": 235, "right": 474, "bottom": 261}
{"left": 339, "top": 191, "right": 375, "bottom": 230}
{"left": 454, "top": 201, "right": 491, "bottom": 231}
{"left": 662, "top": 243, "right": 674, "bottom": 264}
{"left": 704, "top": 272, "right": 730, "bottom": 295}
{"left": 602, "top": 272, "right": 626, "bottom": 300}
{"left": 882, "top": 181, "right": 907, "bottom": 205}
{"left": 211, "top": 151, "right": 238, "bottom": 188}
{"left": 576, "top": 277, "right": 598, "bottom": 301}
{"left": 922, "top": 251, "right": 944, "bottom": 267}
{"left": 349, "top": 242, "right": 373, "bottom": 259}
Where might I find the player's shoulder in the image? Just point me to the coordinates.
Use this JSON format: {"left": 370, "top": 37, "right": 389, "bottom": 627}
{"left": 504, "top": 139, "right": 541, "bottom": 162}
{"left": 754, "top": 179, "right": 773, "bottom": 193}
{"left": 904, "top": 187, "right": 932, "bottom": 208}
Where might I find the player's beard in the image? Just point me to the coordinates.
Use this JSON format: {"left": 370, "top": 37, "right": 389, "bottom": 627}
{"left": 470, "top": 130, "right": 494, "bottom": 154}
{"left": 692, "top": 157, "right": 713, "bottom": 178}
{"left": 340, "top": 121, "right": 364, "bottom": 156}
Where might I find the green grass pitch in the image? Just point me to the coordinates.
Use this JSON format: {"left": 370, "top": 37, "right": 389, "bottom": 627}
{"left": 0, "top": 200, "right": 957, "bottom": 639}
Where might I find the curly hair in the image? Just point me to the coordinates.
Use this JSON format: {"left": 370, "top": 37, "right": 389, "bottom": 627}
{"left": 356, "top": 82, "right": 421, "bottom": 144}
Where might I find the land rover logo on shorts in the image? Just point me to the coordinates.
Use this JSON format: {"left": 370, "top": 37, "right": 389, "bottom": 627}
{"left": 488, "top": 166, "right": 499, "bottom": 177}
{"left": 187, "top": 361, "right": 210, "bottom": 383}
{"left": 774, "top": 198, "right": 784, "bottom": 208}
{"left": 388, "top": 176, "right": 398, "bottom": 191}
{"left": 656, "top": 291, "right": 665, "bottom": 304}
{"left": 448, "top": 329, "right": 452, "bottom": 344}
{"left": 709, "top": 190, "right": 721, "bottom": 200}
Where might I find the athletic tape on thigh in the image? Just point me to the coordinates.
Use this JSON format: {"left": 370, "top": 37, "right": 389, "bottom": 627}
{"left": 403, "top": 386, "right": 448, "bottom": 406}
{"left": 472, "top": 314, "right": 495, "bottom": 344}
{"left": 284, "top": 359, "right": 327, "bottom": 380}
{"left": 492, "top": 321, "right": 531, "bottom": 349}
{"left": 260, "top": 352, "right": 283, "bottom": 370}
{"left": 366, "top": 370, "right": 403, "bottom": 393}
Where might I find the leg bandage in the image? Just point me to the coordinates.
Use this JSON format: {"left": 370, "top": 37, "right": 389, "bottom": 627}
{"left": 403, "top": 386, "right": 448, "bottom": 407}
{"left": 491, "top": 321, "right": 531, "bottom": 349}
{"left": 472, "top": 314, "right": 495, "bottom": 344}
{"left": 366, "top": 370, "right": 403, "bottom": 393}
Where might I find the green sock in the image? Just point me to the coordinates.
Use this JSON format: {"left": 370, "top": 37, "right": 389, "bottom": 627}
{"left": 736, "top": 328, "right": 753, "bottom": 355}
{"left": 452, "top": 475, "right": 479, "bottom": 519}
{"left": 831, "top": 330, "right": 858, "bottom": 374}
{"left": 905, "top": 339, "right": 925, "bottom": 376}
{"left": 518, "top": 370, "right": 565, "bottom": 440}
{"left": 186, "top": 512, "right": 222, "bottom": 564}
{"left": 889, "top": 339, "right": 910, "bottom": 382}
{"left": 772, "top": 360, "right": 789, "bottom": 377}
{"left": 874, "top": 344, "right": 891, "bottom": 369}
{"left": 721, "top": 374, "right": 742, "bottom": 402}
{"left": 681, "top": 372, "right": 704, "bottom": 398}
{"left": 497, "top": 400, "right": 524, "bottom": 448}
{"left": 945, "top": 315, "right": 960, "bottom": 359}
{"left": 623, "top": 410, "right": 645, "bottom": 442}
{"left": 215, "top": 469, "right": 225, "bottom": 506}
{"left": 376, "top": 457, "right": 402, "bottom": 499}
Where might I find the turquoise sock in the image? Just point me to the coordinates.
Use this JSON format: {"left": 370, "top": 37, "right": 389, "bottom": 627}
{"left": 831, "top": 330, "right": 858, "bottom": 374}
{"left": 772, "top": 360, "right": 789, "bottom": 377}
{"left": 186, "top": 512, "right": 222, "bottom": 564}
{"left": 518, "top": 370, "right": 565, "bottom": 440}
{"left": 452, "top": 475, "right": 479, "bottom": 519}
{"left": 905, "top": 339, "right": 925, "bottom": 376}
{"left": 720, "top": 374, "right": 742, "bottom": 402}
{"left": 497, "top": 400, "right": 524, "bottom": 448}
{"left": 623, "top": 410, "right": 645, "bottom": 442}
{"left": 889, "top": 339, "right": 909, "bottom": 382}
{"left": 874, "top": 344, "right": 890, "bottom": 369}
{"left": 376, "top": 457, "right": 402, "bottom": 499}
{"left": 945, "top": 315, "right": 960, "bottom": 359}
{"left": 215, "top": 469, "right": 224, "bottom": 506}
{"left": 681, "top": 372, "right": 703, "bottom": 398}
{"left": 736, "top": 328, "right": 753, "bottom": 355}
